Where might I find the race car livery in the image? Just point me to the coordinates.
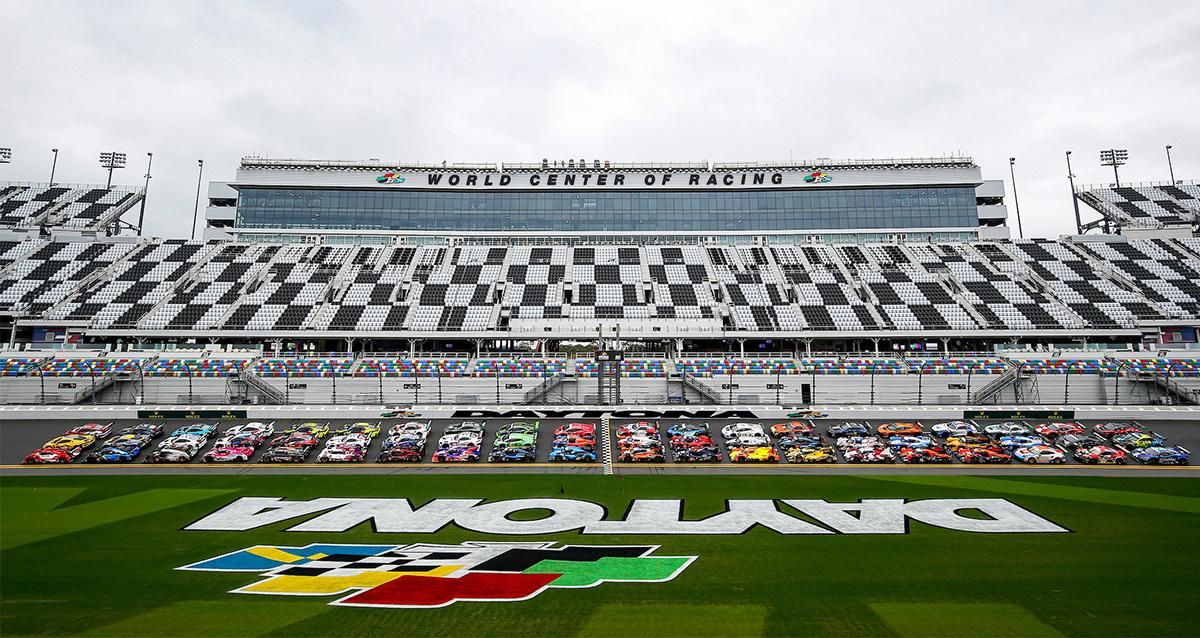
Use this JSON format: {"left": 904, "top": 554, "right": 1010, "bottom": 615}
{"left": 672, "top": 447, "right": 720, "bottom": 463}
{"left": 955, "top": 446, "right": 1012, "bottom": 464}
{"left": 888, "top": 435, "right": 935, "bottom": 450}
{"left": 620, "top": 447, "right": 665, "bottom": 463}
{"left": 144, "top": 447, "right": 197, "bottom": 463}
{"left": 202, "top": 445, "right": 255, "bottom": 463}
{"left": 877, "top": 422, "right": 923, "bottom": 437}
{"left": 334, "top": 422, "right": 381, "bottom": 438}
{"left": 1129, "top": 445, "right": 1190, "bottom": 465}
{"left": 85, "top": 445, "right": 141, "bottom": 463}
{"left": 944, "top": 435, "right": 995, "bottom": 452}
{"left": 317, "top": 444, "right": 366, "bottom": 463}
{"left": 898, "top": 446, "right": 954, "bottom": 464}
{"left": 1072, "top": 445, "right": 1126, "bottom": 465}
{"left": 378, "top": 446, "right": 426, "bottom": 463}
{"left": 490, "top": 447, "right": 537, "bottom": 462}
{"left": 286, "top": 422, "right": 331, "bottom": 439}
{"left": 784, "top": 446, "right": 837, "bottom": 464}
{"left": 23, "top": 448, "right": 74, "bottom": 464}
{"left": 843, "top": 445, "right": 894, "bottom": 463}
{"left": 1112, "top": 431, "right": 1166, "bottom": 451}
{"left": 997, "top": 435, "right": 1046, "bottom": 451}
{"left": 770, "top": 421, "right": 815, "bottom": 438}
{"left": 729, "top": 446, "right": 780, "bottom": 463}
{"left": 984, "top": 421, "right": 1031, "bottom": 437}
{"left": 66, "top": 422, "right": 113, "bottom": 439}
{"left": 929, "top": 420, "right": 978, "bottom": 438}
{"left": 1033, "top": 421, "right": 1085, "bottom": 439}
{"left": 549, "top": 446, "right": 597, "bottom": 462}
{"left": 1056, "top": 433, "right": 1107, "bottom": 452}
{"left": 1013, "top": 445, "right": 1066, "bottom": 464}
{"left": 827, "top": 422, "right": 870, "bottom": 438}
{"left": 432, "top": 445, "right": 480, "bottom": 463}
{"left": 43, "top": 434, "right": 97, "bottom": 453}
{"left": 1092, "top": 422, "right": 1144, "bottom": 439}
{"left": 258, "top": 446, "right": 312, "bottom": 463}
{"left": 721, "top": 422, "right": 767, "bottom": 439}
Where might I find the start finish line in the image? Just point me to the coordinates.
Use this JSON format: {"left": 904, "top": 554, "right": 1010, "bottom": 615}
{"left": 188, "top": 497, "right": 1069, "bottom": 535}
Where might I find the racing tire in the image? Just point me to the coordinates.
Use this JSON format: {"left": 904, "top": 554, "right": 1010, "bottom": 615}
{"left": 1025, "top": 457, "right": 1036, "bottom": 464}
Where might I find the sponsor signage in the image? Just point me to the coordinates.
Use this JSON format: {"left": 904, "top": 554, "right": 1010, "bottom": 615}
{"left": 139, "top": 409, "right": 248, "bottom": 419}
{"left": 402, "top": 383, "right": 421, "bottom": 389}
{"left": 965, "top": 410, "right": 1076, "bottom": 420}
{"left": 504, "top": 383, "right": 524, "bottom": 390}
{"left": 287, "top": 383, "right": 307, "bottom": 390}
{"left": 57, "top": 382, "right": 77, "bottom": 389}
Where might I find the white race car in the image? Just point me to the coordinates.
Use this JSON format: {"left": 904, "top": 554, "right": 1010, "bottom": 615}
{"left": 156, "top": 435, "right": 206, "bottom": 453}
{"left": 984, "top": 422, "right": 1030, "bottom": 437}
{"left": 326, "top": 433, "right": 372, "bottom": 448}
{"left": 389, "top": 421, "right": 431, "bottom": 437}
{"left": 224, "top": 421, "right": 276, "bottom": 438}
{"left": 726, "top": 434, "right": 771, "bottom": 448}
{"left": 721, "top": 423, "right": 766, "bottom": 439}
{"left": 1013, "top": 445, "right": 1066, "bottom": 464}
{"left": 930, "top": 420, "right": 978, "bottom": 438}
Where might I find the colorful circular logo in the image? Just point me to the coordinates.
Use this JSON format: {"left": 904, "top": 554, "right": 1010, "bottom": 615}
{"left": 803, "top": 171, "right": 832, "bottom": 183}
{"left": 377, "top": 173, "right": 406, "bottom": 184}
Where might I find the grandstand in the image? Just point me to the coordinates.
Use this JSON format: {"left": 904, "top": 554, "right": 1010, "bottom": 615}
{"left": 1076, "top": 181, "right": 1200, "bottom": 234}
{"left": 0, "top": 155, "right": 1196, "bottom": 407}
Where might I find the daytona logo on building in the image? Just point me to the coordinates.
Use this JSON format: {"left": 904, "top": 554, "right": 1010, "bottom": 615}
{"left": 178, "top": 541, "right": 694, "bottom": 608}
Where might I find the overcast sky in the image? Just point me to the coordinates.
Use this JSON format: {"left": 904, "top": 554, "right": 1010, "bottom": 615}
{"left": 2, "top": 0, "right": 1197, "bottom": 239}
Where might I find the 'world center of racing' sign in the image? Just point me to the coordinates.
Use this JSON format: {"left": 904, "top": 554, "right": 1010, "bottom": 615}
{"left": 187, "top": 497, "right": 1068, "bottom": 535}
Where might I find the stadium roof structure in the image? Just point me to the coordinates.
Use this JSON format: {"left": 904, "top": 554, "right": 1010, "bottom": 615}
{"left": 0, "top": 183, "right": 143, "bottom": 235}
{"left": 1076, "top": 181, "right": 1200, "bottom": 233}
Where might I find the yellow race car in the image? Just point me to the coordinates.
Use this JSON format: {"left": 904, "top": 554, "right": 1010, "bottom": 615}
{"left": 944, "top": 435, "right": 994, "bottom": 452}
{"left": 43, "top": 434, "right": 97, "bottom": 451}
{"left": 729, "top": 446, "right": 780, "bottom": 463}
{"left": 287, "top": 421, "right": 331, "bottom": 439}
{"left": 785, "top": 446, "right": 837, "bottom": 463}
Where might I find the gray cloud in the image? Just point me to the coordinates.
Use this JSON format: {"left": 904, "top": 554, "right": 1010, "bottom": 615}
{"left": 1, "top": 0, "right": 1197, "bottom": 239}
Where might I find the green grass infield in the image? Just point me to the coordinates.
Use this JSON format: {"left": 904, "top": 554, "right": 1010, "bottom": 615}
{"left": 2, "top": 474, "right": 1198, "bottom": 637}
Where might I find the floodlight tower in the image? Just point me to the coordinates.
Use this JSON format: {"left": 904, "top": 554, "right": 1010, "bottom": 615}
{"left": 1099, "top": 149, "right": 1128, "bottom": 187}
{"left": 99, "top": 151, "right": 127, "bottom": 188}
{"left": 1165, "top": 145, "right": 1175, "bottom": 184}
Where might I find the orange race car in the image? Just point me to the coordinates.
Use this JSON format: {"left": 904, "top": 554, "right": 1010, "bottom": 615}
{"left": 944, "top": 435, "right": 995, "bottom": 452}
{"left": 770, "top": 421, "right": 815, "bottom": 438}
{"left": 729, "top": 446, "right": 781, "bottom": 463}
{"left": 877, "top": 422, "right": 923, "bottom": 437}
{"left": 620, "top": 447, "right": 665, "bottom": 463}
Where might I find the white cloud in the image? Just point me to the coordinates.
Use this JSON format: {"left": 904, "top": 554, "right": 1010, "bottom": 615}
{"left": 1, "top": 0, "right": 1197, "bottom": 239}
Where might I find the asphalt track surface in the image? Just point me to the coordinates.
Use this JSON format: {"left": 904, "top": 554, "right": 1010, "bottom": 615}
{"left": 2, "top": 416, "right": 1197, "bottom": 475}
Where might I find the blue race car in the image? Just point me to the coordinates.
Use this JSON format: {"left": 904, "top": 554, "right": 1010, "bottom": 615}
{"left": 828, "top": 422, "right": 870, "bottom": 438}
{"left": 85, "top": 444, "right": 141, "bottom": 463}
{"left": 172, "top": 423, "right": 218, "bottom": 439}
{"left": 549, "top": 446, "right": 597, "bottom": 462}
{"left": 888, "top": 435, "right": 934, "bottom": 450}
{"left": 777, "top": 435, "right": 823, "bottom": 449}
{"left": 1130, "top": 446, "right": 1189, "bottom": 465}
{"left": 666, "top": 423, "right": 708, "bottom": 437}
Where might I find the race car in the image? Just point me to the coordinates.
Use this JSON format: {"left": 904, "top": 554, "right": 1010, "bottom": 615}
{"left": 929, "top": 420, "right": 978, "bottom": 438}
{"left": 1056, "top": 433, "right": 1107, "bottom": 452}
{"left": 721, "top": 422, "right": 767, "bottom": 439}
{"left": 155, "top": 435, "right": 206, "bottom": 454}
{"left": 438, "top": 432, "right": 484, "bottom": 448}
{"left": 381, "top": 434, "right": 426, "bottom": 452}
{"left": 445, "top": 421, "right": 486, "bottom": 435}
{"left": 1112, "top": 431, "right": 1165, "bottom": 451}
{"left": 1129, "top": 445, "right": 1190, "bottom": 465}
{"left": 65, "top": 422, "right": 114, "bottom": 439}
{"left": 620, "top": 421, "right": 660, "bottom": 437}
{"left": 898, "top": 447, "right": 954, "bottom": 464}
{"left": 620, "top": 447, "right": 665, "bottom": 463}
{"left": 554, "top": 422, "right": 596, "bottom": 437}
{"left": 85, "top": 445, "right": 141, "bottom": 463}
{"left": 223, "top": 421, "right": 275, "bottom": 438}
{"left": 877, "top": 422, "right": 923, "bottom": 437}
{"left": 842, "top": 445, "right": 894, "bottom": 463}
{"left": 955, "top": 446, "right": 1012, "bottom": 464}
{"left": 1033, "top": 421, "right": 1085, "bottom": 439}
{"left": 326, "top": 433, "right": 372, "bottom": 449}
{"left": 121, "top": 423, "right": 165, "bottom": 439}
{"left": 143, "top": 447, "right": 196, "bottom": 463}
{"left": 433, "top": 445, "right": 480, "bottom": 462}
{"left": 1073, "top": 445, "right": 1127, "bottom": 465}
{"left": 334, "top": 421, "right": 380, "bottom": 438}
{"left": 1013, "top": 445, "right": 1066, "bottom": 464}
{"left": 827, "top": 422, "right": 870, "bottom": 438}
{"left": 554, "top": 434, "right": 595, "bottom": 448}
{"left": 101, "top": 433, "right": 152, "bottom": 450}
{"left": 202, "top": 445, "right": 255, "bottom": 463}
{"left": 318, "top": 444, "right": 366, "bottom": 463}
{"left": 258, "top": 446, "right": 312, "bottom": 463}
{"left": 984, "top": 421, "right": 1031, "bottom": 437}
{"left": 498, "top": 421, "right": 539, "bottom": 435}
{"left": 379, "top": 409, "right": 419, "bottom": 418}
{"left": 777, "top": 435, "right": 824, "bottom": 449}
{"left": 1092, "top": 422, "right": 1144, "bottom": 439}
{"left": 549, "top": 446, "right": 597, "bottom": 462}
{"left": 378, "top": 446, "right": 426, "bottom": 462}
{"left": 266, "top": 433, "right": 320, "bottom": 450}
{"left": 997, "top": 434, "right": 1046, "bottom": 451}
{"left": 23, "top": 448, "right": 75, "bottom": 464}
{"left": 729, "top": 446, "right": 780, "bottom": 463}
{"left": 665, "top": 422, "right": 707, "bottom": 437}
{"left": 835, "top": 435, "right": 885, "bottom": 450}
{"left": 888, "top": 435, "right": 935, "bottom": 450}
{"left": 770, "top": 421, "right": 815, "bottom": 438}
{"left": 673, "top": 447, "right": 720, "bottom": 463}
{"left": 494, "top": 432, "right": 537, "bottom": 449}
{"left": 787, "top": 410, "right": 828, "bottom": 418}
{"left": 43, "top": 434, "right": 97, "bottom": 453}
{"left": 670, "top": 434, "right": 716, "bottom": 448}
{"left": 286, "top": 421, "right": 331, "bottom": 439}
{"left": 170, "top": 423, "right": 219, "bottom": 439}
{"left": 944, "top": 435, "right": 995, "bottom": 452}
{"left": 618, "top": 436, "right": 662, "bottom": 451}
{"left": 784, "top": 446, "right": 837, "bottom": 463}
{"left": 726, "top": 434, "right": 771, "bottom": 448}
{"left": 214, "top": 431, "right": 266, "bottom": 449}
{"left": 388, "top": 421, "right": 431, "bottom": 437}
{"left": 490, "top": 447, "right": 537, "bottom": 462}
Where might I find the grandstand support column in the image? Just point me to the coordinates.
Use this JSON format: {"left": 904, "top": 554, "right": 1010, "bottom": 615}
{"left": 802, "top": 338, "right": 813, "bottom": 355}
{"left": 738, "top": 339, "right": 745, "bottom": 357}
{"left": 345, "top": 338, "right": 355, "bottom": 354}
{"left": 872, "top": 338, "right": 880, "bottom": 355}
{"left": 940, "top": 338, "right": 949, "bottom": 353}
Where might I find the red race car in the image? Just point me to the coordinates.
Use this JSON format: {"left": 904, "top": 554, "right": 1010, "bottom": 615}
{"left": 898, "top": 447, "right": 954, "bottom": 464}
{"left": 1092, "top": 422, "right": 1144, "bottom": 439}
{"left": 956, "top": 446, "right": 1012, "bottom": 464}
{"left": 66, "top": 422, "right": 114, "bottom": 439}
{"left": 554, "top": 423, "right": 595, "bottom": 437}
{"left": 23, "top": 447, "right": 75, "bottom": 464}
{"left": 1073, "top": 445, "right": 1127, "bottom": 465}
{"left": 1033, "top": 422, "right": 1085, "bottom": 439}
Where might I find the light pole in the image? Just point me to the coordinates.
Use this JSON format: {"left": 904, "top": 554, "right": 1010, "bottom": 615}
{"left": 1165, "top": 145, "right": 1175, "bottom": 184}
{"left": 190, "top": 159, "right": 204, "bottom": 240}
{"left": 137, "top": 152, "right": 153, "bottom": 236}
{"left": 1066, "top": 151, "right": 1083, "bottom": 235}
{"left": 1099, "top": 149, "right": 1128, "bottom": 187}
{"left": 1008, "top": 157, "right": 1024, "bottom": 239}
{"left": 98, "top": 151, "right": 127, "bottom": 188}
{"left": 49, "top": 148, "right": 58, "bottom": 183}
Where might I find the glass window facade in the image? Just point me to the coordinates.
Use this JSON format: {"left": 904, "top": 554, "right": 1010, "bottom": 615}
{"left": 235, "top": 187, "right": 978, "bottom": 233}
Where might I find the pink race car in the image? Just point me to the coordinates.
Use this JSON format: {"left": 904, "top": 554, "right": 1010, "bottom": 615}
{"left": 202, "top": 445, "right": 255, "bottom": 463}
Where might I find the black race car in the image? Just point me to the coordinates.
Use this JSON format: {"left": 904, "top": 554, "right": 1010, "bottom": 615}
{"left": 673, "top": 448, "right": 720, "bottom": 463}
{"left": 259, "top": 446, "right": 311, "bottom": 463}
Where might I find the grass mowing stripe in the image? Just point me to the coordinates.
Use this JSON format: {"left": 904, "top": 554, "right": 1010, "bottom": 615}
{"left": 869, "top": 602, "right": 1064, "bottom": 637}
{"left": 0, "top": 487, "right": 235, "bottom": 550}
{"left": 578, "top": 603, "right": 768, "bottom": 637}
{"left": 79, "top": 600, "right": 327, "bottom": 637}
{"left": 862, "top": 475, "right": 1200, "bottom": 513}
